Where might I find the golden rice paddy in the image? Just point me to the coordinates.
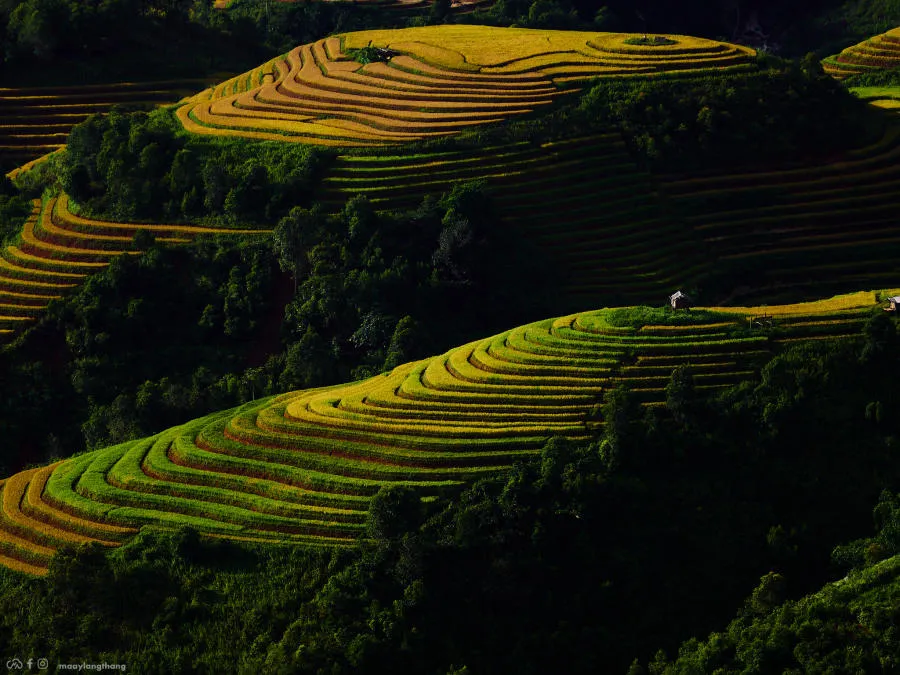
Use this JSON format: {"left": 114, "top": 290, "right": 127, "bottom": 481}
{"left": 178, "top": 26, "right": 755, "bottom": 146}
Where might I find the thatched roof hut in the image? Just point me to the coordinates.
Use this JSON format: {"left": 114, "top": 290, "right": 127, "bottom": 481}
{"left": 669, "top": 290, "right": 691, "bottom": 310}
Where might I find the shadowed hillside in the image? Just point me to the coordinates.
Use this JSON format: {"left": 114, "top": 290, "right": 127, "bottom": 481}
{"left": 0, "top": 289, "right": 891, "bottom": 575}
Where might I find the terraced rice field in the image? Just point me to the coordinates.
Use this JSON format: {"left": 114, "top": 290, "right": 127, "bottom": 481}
{"left": 822, "top": 26, "right": 900, "bottom": 80}
{"left": 851, "top": 86, "right": 900, "bottom": 116}
{"left": 706, "top": 290, "right": 890, "bottom": 344}
{"left": 0, "top": 80, "right": 212, "bottom": 175}
{"left": 659, "top": 121, "right": 900, "bottom": 304}
{"left": 0, "top": 194, "right": 269, "bottom": 344}
{"left": 319, "top": 132, "right": 708, "bottom": 308}
{"left": 177, "top": 26, "right": 755, "bottom": 145}
{"left": 0, "top": 289, "right": 881, "bottom": 575}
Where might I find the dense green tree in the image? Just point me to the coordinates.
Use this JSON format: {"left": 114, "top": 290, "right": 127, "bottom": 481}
{"left": 366, "top": 486, "right": 425, "bottom": 541}
{"left": 599, "top": 384, "right": 638, "bottom": 471}
{"left": 0, "top": 181, "right": 31, "bottom": 244}
{"left": 6, "top": 0, "right": 68, "bottom": 60}
{"left": 273, "top": 204, "right": 325, "bottom": 293}
{"left": 277, "top": 325, "right": 336, "bottom": 391}
{"left": 578, "top": 64, "right": 879, "bottom": 171}
{"left": 520, "top": 0, "right": 580, "bottom": 28}
{"left": 343, "top": 194, "right": 377, "bottom": 245}
{"left": 860, "top": 311, "right": 898, "bottom": 367}
{"left": 383, "top": 315, "right": 423, "bottom": 372}
{"left": 430, "top": 0, "right": 451, "bottom": 22}
{"left": 57, "top": 109, "right": 326, "bottom": 226}
{"left": 665, "top": 364, "right": 698, "bottom": 430}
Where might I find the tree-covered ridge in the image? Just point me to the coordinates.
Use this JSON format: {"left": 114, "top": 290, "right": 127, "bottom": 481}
{"left": 57, "top": 107, "right": 328, "bottom": 224}
{"left": 0, "top": 0, "right": 425, "bottom": 84}
{"left": 648, "top": 551, "right": 900, "bottom": 673}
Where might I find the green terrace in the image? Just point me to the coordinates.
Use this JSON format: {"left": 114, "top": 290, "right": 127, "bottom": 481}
{"left": 822, "top": 27, "right": 900, "bottom": 80}
{"left": 0, "top": 293, "right": 882, "bottom": 575}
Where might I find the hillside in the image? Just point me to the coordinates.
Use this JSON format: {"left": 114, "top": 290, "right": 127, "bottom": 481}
{"left": 823, "top": 26, "right": 900, "bottom": 80}
{"left": 165, "top": 25, "right": 894, "bottom": 312}
{"left": 317, "top": 132, "right": 701, "bottom": 307}
{"left": 0, "top": 195, "right": 269, "bottom": 344}
{"left": 656, "top": 122, "right": 900, "bottom": 304}
{"left": 176, "top": 26, "right": 755, "bottom": 145}
{"left": 7, "top": 25, "right": 893, "bottom": 340}
{"left": 0, "top": 80, "right": 214, "bottom": 176}
{"left": 3, "top": 9, "right": 900, "bottom": 673}
{"left": 650, "top": 554, "right": 900, "bottom": 672}
{"left": 0, "top": 289, "right": 891, "bottom": 576}
{"left": 851, "top": 84, "right": 900, "bottom": 114}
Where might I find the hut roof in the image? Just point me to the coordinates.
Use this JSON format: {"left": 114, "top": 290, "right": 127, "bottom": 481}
{"left": 889, "top": 296, "right": 900, "bottom": 304}
{"left": 669, "top": 290, "right": 689, "bottom": 301}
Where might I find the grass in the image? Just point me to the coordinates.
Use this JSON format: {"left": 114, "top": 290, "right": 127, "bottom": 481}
{"left": 342, "top": 28, "right": 745, "bottom": 67}
{"left": 144, "top": 419, "right": 368, "bottom": 516}
{"left": 623, "top": 36, "right": 678, "bottom": 46}
{"left": 850, "top": 85, "right": 900, "bottom": 116}
{"left": 850, "top": 86, "right": 900, "bottom": 101}
{"left": 21, "top": 464, "right": 127, "bottom": 545}
{"left": 700, "top": 290, "right": 894, "bottom": 317}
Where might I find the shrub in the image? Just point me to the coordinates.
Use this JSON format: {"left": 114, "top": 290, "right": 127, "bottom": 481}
{"left": 623, "top": 35, "right": 677, "bottom": 46}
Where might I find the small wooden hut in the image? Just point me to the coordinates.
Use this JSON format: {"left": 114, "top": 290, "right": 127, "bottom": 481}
{"left": 669, "top": 290, "right": 691, "bottom": 310}
{"left": 884, "top": 296, "right": 900, "bottom": 312}
{"left": 374, "top": 47, "right": 398, "bottom": 60}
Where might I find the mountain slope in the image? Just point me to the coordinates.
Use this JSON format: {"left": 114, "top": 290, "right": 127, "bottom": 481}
{"left": 0, "top": 289, "right": 889, "bottom": 575}
{"left": 823, "top": 26, "right": 900, "bottom": 80}
{"left": 657, "top": 122, "right": 900, "bottom": 304}
{"left": 654, "top": 554, "right": 900, "bottom": 673}
{"left": 0, "top": 194, "right": 269, "bottom": 344}
{"left": 176, "top": 26, "right": 755, "bottom": 145}
{"left": 0, "top": 80, "right": 212, "bottom": 175}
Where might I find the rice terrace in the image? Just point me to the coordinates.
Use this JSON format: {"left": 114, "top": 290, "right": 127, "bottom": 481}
{"left": 0, "top": 290, "right": 889, "bottom": 576}
{"left": 1, "top": 1, "right": 900, "bottom": 672}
